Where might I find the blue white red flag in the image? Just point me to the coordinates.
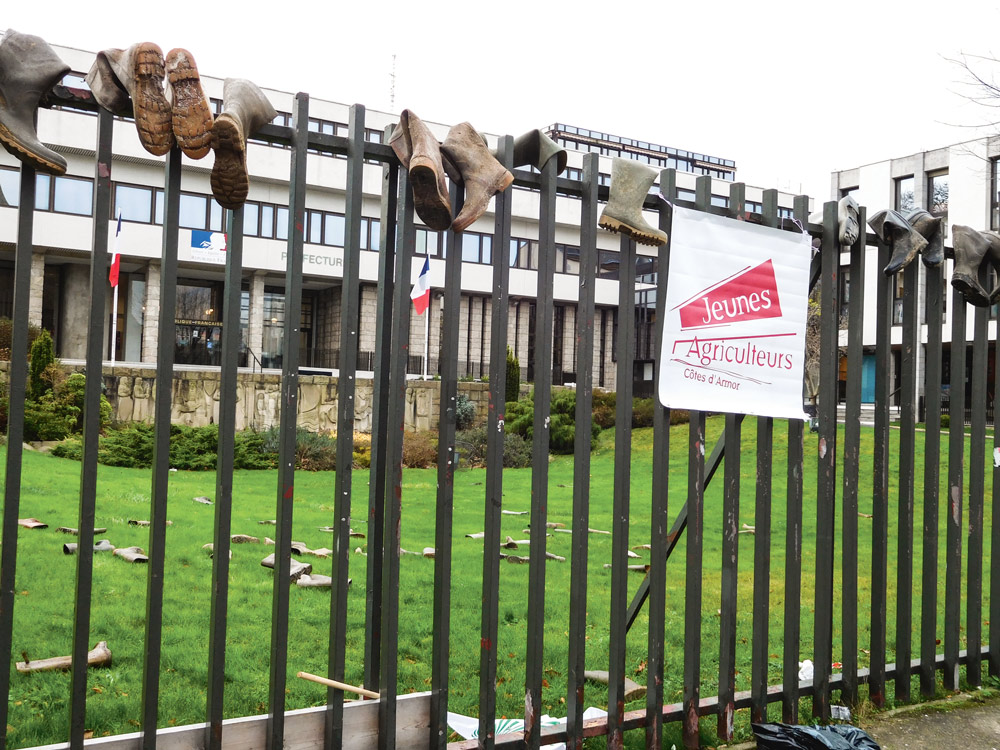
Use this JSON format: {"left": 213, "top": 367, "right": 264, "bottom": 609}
{"left": 411, "top": 255, "right": 431, "bottom": 315}
{"left": 109, "top": 214, "right": 122, "bottom": 288}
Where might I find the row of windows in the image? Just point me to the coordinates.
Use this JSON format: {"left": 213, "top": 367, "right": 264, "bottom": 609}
{"left": 552, "top": 137, "right": 734, "bottom": 181}
{"left": 893, "top": 171, "right": 949, "bottom": 217}
{"left": 546, "top": 123, "right": 736, "bottom": 167}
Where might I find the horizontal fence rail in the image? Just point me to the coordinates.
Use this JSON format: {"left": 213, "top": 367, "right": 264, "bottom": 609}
{"left": 0, "top": 85, "right": 996, "bottom": 750}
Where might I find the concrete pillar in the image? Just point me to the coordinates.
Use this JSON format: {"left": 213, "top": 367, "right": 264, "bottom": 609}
{"left": 28, "top": 251, "right": 45, "bottom": 329}
{"left": 247, "top": 270, "right": 266, "bottom": 359}
{"left": 59, "top": 264, "right": 91, "bottom": 359}
{"left": 141, "top": 262, "right": 160, "bottom": 364}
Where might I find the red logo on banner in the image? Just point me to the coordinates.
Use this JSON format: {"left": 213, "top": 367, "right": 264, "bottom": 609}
{"left": 677, "top": 259, "right": 783, "bottom": 329}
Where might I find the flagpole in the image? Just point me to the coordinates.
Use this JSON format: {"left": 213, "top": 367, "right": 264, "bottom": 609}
{"left": 110, "top": 283, "right": 119, "bottom": 363}
{"left": 422, "top": 300, "right": 430, "bottom": 380}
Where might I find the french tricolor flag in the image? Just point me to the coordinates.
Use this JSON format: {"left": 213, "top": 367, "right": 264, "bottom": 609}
{"left": 410, "top": 255, "right": 431, "bottom": 315}
{"left": 109, "top": 214, "right": 122, "bottom": 288}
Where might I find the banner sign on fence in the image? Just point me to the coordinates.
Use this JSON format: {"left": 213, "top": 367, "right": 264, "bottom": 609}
{"left": 658, "top": 205, "right": 811, "bottom": 420}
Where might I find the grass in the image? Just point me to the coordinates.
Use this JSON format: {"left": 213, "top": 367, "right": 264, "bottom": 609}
{"left": 1, "top": 415, "right": 995, "bottom": 748}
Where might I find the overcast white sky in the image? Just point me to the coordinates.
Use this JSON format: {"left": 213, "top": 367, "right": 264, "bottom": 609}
{"left": 7, "top": 0, "right": 1000, "bottom": 201}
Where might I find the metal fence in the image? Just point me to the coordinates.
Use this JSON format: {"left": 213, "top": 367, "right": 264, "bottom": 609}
{"left": 0, "top": 83, "right": 997, "bottom": 750}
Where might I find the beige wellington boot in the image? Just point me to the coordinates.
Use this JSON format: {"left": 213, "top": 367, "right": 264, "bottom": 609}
{"left": 209, "top": 78, "right": 276, "bottom": 210}
{"left": 0, "top": 29, "right": 71, "bottom": 175}
{"left": 86, "top": 42, "right": 174, "bottom": 156}
{"left": 388, "top": 109, "right": 452, "bottom": 231}
{"left": 598, "top": 158, "right": 666, "bottom": 247}
{"left": 440, "top": 122, "right": 513, "bottom": 233}
{"left": 165, "top": 48, "right": 213, "bottom": 160}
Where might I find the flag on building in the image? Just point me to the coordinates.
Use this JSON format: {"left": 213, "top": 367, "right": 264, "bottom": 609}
{"left": 109, "top": 214, "right": 122, "bottom": 288}
{"left": 411, "top": 255, "right": 431, "bottom": 314}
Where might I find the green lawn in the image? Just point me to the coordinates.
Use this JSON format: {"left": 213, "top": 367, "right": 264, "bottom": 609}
{"left": 2, "top": 416, "right": 995, "bottom": 748}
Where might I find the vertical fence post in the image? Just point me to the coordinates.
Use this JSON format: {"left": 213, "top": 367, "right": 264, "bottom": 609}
{"left": 480, "top": 136, "right": 515, "bottom": 748}
{"left": 0, "top": 159, "right": 39, "bottom": 750}
{"left": 608, "top": 230, "right": 636, "bottom": 749}
{"left": 69, "top": 105, "right": 113, "bottom": 750}
{"left": 894, "top": 254, "right": 920, "bottom": 702}
{"left": 921, "top": 263, "right": 944, "bottom": 694}
{"left": 326, "top": 101, "right": 365, "bottom": 746}
{"left": 944, "top": 290, "right": 967, "bottom": 690}
{"left": 379, "top": 165, "right": 416, "bottom": 750}
{"left": 644, "top": 169, "right": 674, "bottom": 750}
{"left": 267, "top": 92, "right": 308, "bottom": 750}
{"left": 781, "top": 194, "right": 810, "bottom": 724}
{"left": 991, "top": 291, "right": 1000, "bottom": 678}
{"left": 812, "top": 202, "right": 839, "bottom": 721}
{"left": 430, "top": 180, "right": 463, "bottom": 748}
{"left": 869, "top": 236, "right": 892, "bottom": 706}
{"left": 205, "top": 200, "right": 244, "bottom": 749}
{"left": 364, "top": 127, "right": 399, "bottom": 695}
{"left": 524, "top": 157, "right": 557, "bottom": 750}
{"left": 966, "top": 289, "right": 988, "bottom": 686}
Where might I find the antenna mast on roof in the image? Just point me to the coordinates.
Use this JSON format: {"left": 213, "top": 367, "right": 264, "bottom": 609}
{"left": 390, "top": 54, "right": 396, "bottom": 111}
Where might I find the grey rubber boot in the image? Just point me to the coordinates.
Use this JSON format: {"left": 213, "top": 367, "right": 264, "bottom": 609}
{"left": 869, "top": 209, "right": 928, "bottom": 276}
{"left": 440, "top": 122, "right": 513, "bottom": 233}
{"left": 838, "top": 195, "right": 860, "bottom": 246}
{"left": 0, "top": 29, "right": 70, "bottom": 175}
{"left": 950, "top": 224, "right": 995, "bottom": 307}
{"left": 598, "top": 158, "right": 666, "bottom": 247}
{"left": 503, "top": 129, "right": 567, "bottom": 174}
{"left": 165, "top": 48, "right": 213, "bottom": 160}
{"left": 209, "top": 78, "right": 276, "bottom": 210}
{"left": 86, "top": 42, "right": 174, "bottom": 156}
{"left": 388, "top": 109, "right": 452, "bottom": 231}
{"left": 904, "top": 208, "right": 944, "bottom": 267}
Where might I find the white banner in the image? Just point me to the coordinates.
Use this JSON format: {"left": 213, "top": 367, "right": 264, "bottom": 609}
{"left": 658, "top": 205, "right": 811, "bottom": 420}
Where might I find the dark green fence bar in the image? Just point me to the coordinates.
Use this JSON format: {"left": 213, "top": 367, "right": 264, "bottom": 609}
{"left": 869, "top": 238, "right": 892, "bottom": 707}
{"left": 524, "top": 157, "right": 558, "bottom": 750}
{"left": 921, "top": 264, "right": 944, "bottom": 695}
{"left": 267, "top": 92, "right": 308, "bottom": 749}
{"left": 944, "top": 293, "right": 967, "bottom": 690}
{"left": 967, "top": 298, "right": 989, "bottom": 686}
{"left": 992, "top": 302, "right": 1000, "bottom": 679}
{"left": 479, "top": 136, "right": 515, "bottom": 748}
{"left": 69, "top": 105, "right": 113, "bottom": 750}
{"left": 0, "top": 159, "right": 38, "bottom": 750}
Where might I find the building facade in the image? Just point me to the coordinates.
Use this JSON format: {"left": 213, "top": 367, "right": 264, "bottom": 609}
{"left": 0, "top": 42, "right": 806, "bottom": 416}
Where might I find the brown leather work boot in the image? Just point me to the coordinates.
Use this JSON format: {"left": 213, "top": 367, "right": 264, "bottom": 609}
{"left": 165, "top": 48, "right": 213, "bottom": 160}
{"left": 86, "top": 42, "right": 174, "bottom": 156}
{"left": 441, "top": 122, "right": 513, "bottom": 233}
{"left": 210, "top": 78, "right": 276, "bottom": 210}
{"left": 0, "top": 29, "right": 70, "bottom": 174}
{"left": 389, "top": 109, "right": 452, "bottom": 231}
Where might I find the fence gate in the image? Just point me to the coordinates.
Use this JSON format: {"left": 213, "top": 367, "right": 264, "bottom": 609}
{"left": 0, "top": 82, "right": 996, "bottom": 750}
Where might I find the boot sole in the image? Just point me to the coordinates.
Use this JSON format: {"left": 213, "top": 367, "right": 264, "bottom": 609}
{"left": 951, "top": 274, "right": 991, "bottom": 307}
{"left": 210, "top": 115, "right": 248, "bottom": 209}
{"left": 131, "top": 42, "right": 174, "bottom": 157}
{"left": 409, "top": 163, "right": 451, "bottom": 232}
{"left": 598, "top": 214, "right": 666, "bottom": 247}
{"left": 0, "top": 121, "right": 67, "bottom": 175}
{"left": 166, "top": 49, "right": 213, "bottom": 160}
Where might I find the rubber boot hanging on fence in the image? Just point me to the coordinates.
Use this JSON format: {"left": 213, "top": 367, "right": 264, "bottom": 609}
{"left": 838, "top": 195, "right": 860, "bottom": 246}
{"left": 209, "top": 78, "right": 277, "bottom": 210}
{"left": 503, "top": 128, "right": 567, "bottom": 175}
{"left": 949, "top": 224, "right": 1000, "bottom": 307}
{"left": 86, "top": 42, "right": 174, "bottom": 155}
{"left": 389, "top": 109, "right": 453, "bottom": 231}
{"left": 164, "top": 48, "right": 213, "bottom": 159}
{"left": 440, "top": 122, "right": 513, "bottom": 232}
{"left": 0, "top": 29, "right": 70, "bottom": 174}
{"left": 904, "top": 207, "right": 944, "bottom": 267}
{"left": 868, "top": 208, "right": 928, "bottom": 276}
{"left": 598, "top": 158, "right": 666, "bottom": 246}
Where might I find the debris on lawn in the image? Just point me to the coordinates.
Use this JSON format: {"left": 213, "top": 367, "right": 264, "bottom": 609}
{"left": 202, "top": 544, "right": 232, "bottom": 559}
{"left": 62, "top": 540, "right": 115, "bottom": 555}
{"left": 752, "top": 721, "right": 880, "bottom": 749}
{"left": 230, "top": 534, "right": 259, "bottom": 544}
{"left": 128, "top": 519, "right": 173, "bottom": 527}
{"left": 17, "top": 519, "right": 47, "bottom": 529}
{"left": 585, "top": 670, "right": 645, "bottom": 702}
{"left": 260, "top": 553, "right": 312, "bottom": 581}
{"left": 739, "top": 523, "right": 756, "bottom": 535}
{"left": 465, "top": 531, "right": 485, "bottom": 539}
{"left": 57, "top": 526, "right": 107, "bottom": 535}
{"left": 114, "top": 547, "right": 149, "bottom": 563}
{"left": 296, "top": 574, "right": 334, "bottom": 588}
{"left": 192, "top": 496, "right": 213, "bottom": 505}
{"left": 17, "top": 641, "right": 112, "bottom": 674}
{"left": 422, "top": 547, "right": 435, "bottom": 558}
{"left": 259, "top": 519, "right": 277, "bottom": 525}
{"left": 501, "top": 510, "right": 528, "bottom": 516}
{"left": 603, "top": 564, "right": 650, "bottom": 572}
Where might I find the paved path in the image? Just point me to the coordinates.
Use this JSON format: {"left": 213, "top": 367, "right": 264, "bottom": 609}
{"left": 860, "top": 694, "right": 1000, "bottom": 749}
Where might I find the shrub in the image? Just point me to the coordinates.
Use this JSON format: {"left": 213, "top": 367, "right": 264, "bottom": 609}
{"left": 455, "top": 393, "right": 476, "bottom": 431}
{"left": 632, "top": 398, "right": 655, "bottom": 428}
{"left": 23, "top": 372, "right": 111, "bottom": 442}
{"left": 402, "top": 430, "right": 437, "bottom": 468}
{"left": 0, "top": 318, "right": 42, "bottom": 361}
{"left": 504, "top": 390, "right": 598, "bottom": 454}
{"left": 505, "top": 347, "right": 520, "bottom": 404}
{"left": 941, "top": 413, "right": 950, "bottom": 428}
{"left": 669, "top": 409, "right": 691, "bottom": 426}
{"left": 28, "top": 329, "right": 55, "bottom": 401}
{"left": 456, "top": 426, "right": 532, "bottom": 468}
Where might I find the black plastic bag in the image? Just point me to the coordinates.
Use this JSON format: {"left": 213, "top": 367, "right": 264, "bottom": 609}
{"left": 752, "top": 722, "right": 881, "bottom": 750}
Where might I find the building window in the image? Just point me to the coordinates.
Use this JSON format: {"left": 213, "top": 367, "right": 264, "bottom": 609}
{"left": 0, "top": 167, "right": 18, "bottom": 207}
{"left": 992, "top": 159, "right": 1000, "bottom": 230}
{"left": 840, "top": 186, "right": 859, "bottom": 198}
{"left": 461, "top": 232, "right": 492, "bottom": 264}
{"left": 115, "top": 183, "right": 157, "bottom": 223}
{"left": 0, "top": 167, "right": 94, "bottom": 216}
{"left": 928, "top": 170, "right": 949, "bottom": 218}
{"left": 895, "top": 175, "right": 915, "bottom": 212}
